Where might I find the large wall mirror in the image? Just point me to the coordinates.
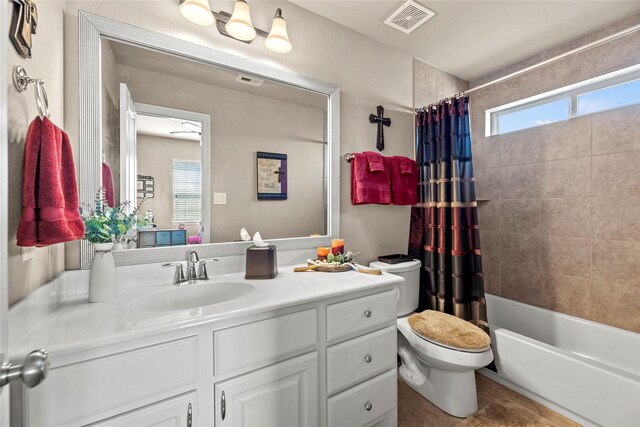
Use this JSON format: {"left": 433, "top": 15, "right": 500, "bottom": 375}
{"left": 79, "top": 12, "right": 340, "bottom": 268}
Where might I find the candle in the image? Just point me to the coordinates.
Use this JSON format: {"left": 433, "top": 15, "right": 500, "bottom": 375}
{"left": 331, "top": 239, "right": 344, "bottom": 256}
{"left": 317, "top": 247, "right": 331, "bottom": 261}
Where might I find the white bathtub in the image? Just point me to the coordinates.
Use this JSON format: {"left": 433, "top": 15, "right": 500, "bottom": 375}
{"left": 483, "top": 294, "right": 640, "bottom": 427}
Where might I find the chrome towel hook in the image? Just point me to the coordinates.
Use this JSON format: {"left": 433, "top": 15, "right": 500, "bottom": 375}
{"left": 13, "top": 65, "right": 50, "bottom": 120}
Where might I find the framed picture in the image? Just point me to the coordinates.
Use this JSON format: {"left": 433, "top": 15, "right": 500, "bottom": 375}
{"left": 137, "top": 175, "right": 155, "bottom": 199}
{"left": 256, "top": 152, "right": 287, "bottom": 200}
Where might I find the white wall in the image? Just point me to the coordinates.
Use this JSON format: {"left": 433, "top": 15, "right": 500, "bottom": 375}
{"left": 62, "top": 0, "right": 418, "bottom": 269}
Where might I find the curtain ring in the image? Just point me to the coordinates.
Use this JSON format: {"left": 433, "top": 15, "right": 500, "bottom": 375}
{"left": 34, "top": 79, "right": 49, "bottom": 119}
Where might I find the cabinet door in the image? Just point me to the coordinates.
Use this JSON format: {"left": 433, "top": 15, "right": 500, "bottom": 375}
{"left": 215, "top": 352, "right": 318, "bottom": 427}
{"left": 91, "top": 392, "right": 196, "bottom": 426}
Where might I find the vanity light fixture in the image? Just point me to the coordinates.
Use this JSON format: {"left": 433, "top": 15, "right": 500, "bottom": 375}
{"left": 225, "top": 0, "right": 256, "bottom": 41}
{"left": 178, "top": 0, "right": 292, "bottom": 53}
{"left": 265, "top": 9, "right": 292, "bottom": 53}
{"left": 179, "top": 0, "right": 215, "bottom": 26}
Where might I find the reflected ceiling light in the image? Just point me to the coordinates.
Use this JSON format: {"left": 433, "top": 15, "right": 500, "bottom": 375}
{"left": 225, "top": 0, "right": 256, "bottom": 42}
{"left": 265, "top": 9, "right": 292, "bottom": 54}
{"left": 179, "top": 0, "right": 214, "bottom": 26}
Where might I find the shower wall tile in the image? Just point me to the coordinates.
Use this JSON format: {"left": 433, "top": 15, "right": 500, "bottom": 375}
{"left": 592, "top": 105, "right": 640, "bottom": 155}
{"left": 540, "top": 273, "right": 591, "bottom": 319}
{"left": 501, "top": 199, "right": 541, "bottom": 235}
{"left": 413, "top": 59, "right": 437, "bottom": 108}
{"left": 540, "top": 236, "right": 591, "bottom": 279}
{"left": 501, "top": 127, "right": 541, "bottom": 166}
{"left": 474, "top": 168, "right": 501, "bottom": 200}
{"left": 501, "top": 266, "right": 541, "bottom": 306}
{"left": 480, "top": 231, "right": 501, "bottom": 265}
{"left": 482, "top": 262, "right": 501, "bottom": 296}
{"left": 592, "top": 239, "right": 640, "bottom": 287}
{"left": 500, "top": 163, "right": 541, "bottom": 199}
{"left": 540, "top": 115, "right": 592, "bottom": 161}
{"left": 459, "top": 18, "right": 640, "bottom": 332}
{"left": 501, "top": 233, "right": 541, "bottom": 270}
{"left": 541, "top": 157, "right": 591, "bottom": 198}
{"left": 591, "top": 150, "right": 640, "bottom": 197}
{"left": 589, "top": 281, "right": 640, "bottom": 332}
{"left": 541, "top": 198, "right": 591, "bottom": 238}
{"left": 477, "top": 200, "right": 501, "bottom": 232}
{"left": 591, "top": 197, "right": 640, "bottom": 242}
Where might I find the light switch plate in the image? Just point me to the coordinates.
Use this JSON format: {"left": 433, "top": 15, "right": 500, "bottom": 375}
{"left": 21, "top": 247, "right": 35, "bottom": 261}
{"left": 213, "top": 192, "right": 227, "bottom": 205}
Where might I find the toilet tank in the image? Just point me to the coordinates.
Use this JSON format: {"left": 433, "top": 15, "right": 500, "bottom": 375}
{"left": 369, "top": 259, "right": 421, "bottom": 316}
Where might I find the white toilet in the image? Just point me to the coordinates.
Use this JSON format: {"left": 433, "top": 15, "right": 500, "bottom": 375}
{"left": 370, "top": 259, "right": 494, "bottom": 418}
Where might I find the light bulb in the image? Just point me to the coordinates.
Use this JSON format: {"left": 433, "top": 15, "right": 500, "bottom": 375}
{"left": 179, "top": 0, "right": 214, "bottom": 26}
{"left": 226, "top": 0, "right": 256, "bottom": 41}
{"left": 265, "top": 8, "right": 292, "bottom": 53}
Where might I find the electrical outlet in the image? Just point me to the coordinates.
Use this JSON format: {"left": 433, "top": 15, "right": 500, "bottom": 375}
{"left": 213, "top": 193, "right": 227, "bottom": 205}
{"left": 21, "top": 246, "right": 35, "bottom": 261}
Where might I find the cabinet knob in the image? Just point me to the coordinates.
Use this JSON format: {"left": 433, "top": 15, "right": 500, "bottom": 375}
{"left": 364, "top": 401, "right": 373, "bottom": 411}
{"left": 364, "top": 354, "right": 372, "bottom": 363}
{"left": 364, "top": 309, "right": 372, "bottom": 318}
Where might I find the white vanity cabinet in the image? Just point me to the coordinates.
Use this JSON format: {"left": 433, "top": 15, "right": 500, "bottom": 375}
{"left": 19, "top": 285, "right": 398, "bottom": 427}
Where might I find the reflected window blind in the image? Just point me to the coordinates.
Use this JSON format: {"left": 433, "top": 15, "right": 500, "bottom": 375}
{"left": 172, "top": 159, "right": 202, "bottom": 223}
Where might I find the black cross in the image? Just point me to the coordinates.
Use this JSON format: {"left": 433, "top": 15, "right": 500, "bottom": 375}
{"left": 369, "top": 105, "right": 391, "bottom": 151}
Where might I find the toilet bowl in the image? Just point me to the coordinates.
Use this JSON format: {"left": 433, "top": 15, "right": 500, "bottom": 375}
{"left": 370, "top": 259, "right": 494, "bottom": 418}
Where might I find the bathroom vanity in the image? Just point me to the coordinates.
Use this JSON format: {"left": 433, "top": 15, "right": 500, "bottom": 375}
{"left": 9, "top": 265, "right": 402, "bottom": 426}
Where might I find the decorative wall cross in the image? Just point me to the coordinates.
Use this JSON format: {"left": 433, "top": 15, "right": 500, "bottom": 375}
{"left": 369, "top": 105, "right": 391, "bottom": 151}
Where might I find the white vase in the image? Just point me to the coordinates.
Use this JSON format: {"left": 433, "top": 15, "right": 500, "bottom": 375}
{"left": 89, "top": 242, "right": 117, "bottom": 303}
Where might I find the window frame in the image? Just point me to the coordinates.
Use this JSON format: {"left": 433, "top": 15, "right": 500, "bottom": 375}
{"left": 172, "top": 158, "right": 202, "bottom": 224}
{"left": 486, "top": 64, "right": 640, "bottom": 136}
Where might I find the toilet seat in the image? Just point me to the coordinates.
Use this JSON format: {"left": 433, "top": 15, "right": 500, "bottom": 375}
{"left": 407, "top": 310, "right": 491, "bottom": 353}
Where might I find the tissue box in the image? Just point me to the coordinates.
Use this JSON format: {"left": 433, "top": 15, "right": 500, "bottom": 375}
{"left": 245, "top": 245, "right": 278, "bottom": 279}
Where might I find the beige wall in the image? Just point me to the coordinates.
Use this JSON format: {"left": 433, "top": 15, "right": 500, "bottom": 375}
{"left": 470, "top": 15, "right": 640, "bottom": 332}
{"left": 137, "top": 134, "right": 201, "bottom": 236}
{"left": 116, "top": 65, "right": 326, "bottom": 243}
{"left": 7, "top": 1, "right": 66, "bottom": 305}
{"left": 62, "top": 0, "right": 418, "bottom": 270}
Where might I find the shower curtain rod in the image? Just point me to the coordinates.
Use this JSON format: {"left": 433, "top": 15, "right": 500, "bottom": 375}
{"left": 415, "top": 22, "right": 640, "bottom": 112}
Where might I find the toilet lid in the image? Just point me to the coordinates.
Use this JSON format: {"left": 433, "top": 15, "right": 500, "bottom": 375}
{"left": 408, "top": 310, "right": 491, "bottom": 353}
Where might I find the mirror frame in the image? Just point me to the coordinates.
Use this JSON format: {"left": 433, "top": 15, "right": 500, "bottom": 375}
{"left": 79, "top": 11, "right": 340, "bottom": 268}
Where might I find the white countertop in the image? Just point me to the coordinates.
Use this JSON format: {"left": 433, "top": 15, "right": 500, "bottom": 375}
{"left": 9, "top": 265, "right": 402, "bottom": 361}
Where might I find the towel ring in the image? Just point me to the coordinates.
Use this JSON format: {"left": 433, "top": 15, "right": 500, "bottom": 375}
{"left": 12, "top": 66, "right": 50, "bottom": 119}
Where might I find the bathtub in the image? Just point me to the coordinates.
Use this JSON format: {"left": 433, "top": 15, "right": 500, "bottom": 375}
{"left": 482, "top": 294, "right": 640, "bottom": 427}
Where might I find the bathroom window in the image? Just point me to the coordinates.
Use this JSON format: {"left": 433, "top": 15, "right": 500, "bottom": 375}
{"left": 172, "top": 159, "right": 202, "bottom": 223}
{"left": 487, "top": 64, "right": 640, "bottom": 136}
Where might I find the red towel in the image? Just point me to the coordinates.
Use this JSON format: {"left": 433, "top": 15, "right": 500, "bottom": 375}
{"left": 389, "top": 156, "right": 418, "bottom": 206}
{"left": 102, "top": 162, "right": 115, "bottom": 207}
{"left": 17, "top": 117, "right": 85, "bottom": 247}
{"left": 351, "top": 152, "right": 391, "bottom": 205}
{"left": 365, "top": 151, "right": 385, "bottom": 172}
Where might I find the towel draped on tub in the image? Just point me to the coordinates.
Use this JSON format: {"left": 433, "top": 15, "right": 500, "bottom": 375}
{"left": 17, "top": 117, "right": 85, "bottom": 247}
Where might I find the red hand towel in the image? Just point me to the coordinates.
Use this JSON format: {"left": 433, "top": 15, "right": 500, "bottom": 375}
{"left": 351, "top": 152, "right": 391, "bottom": 205}
{"left": 102, "top": 162, "right": 115, "bottom": 208}
{"left": 364, "top": 151, "right": 385, "bottom": 172}
{"left": 17, "top": 117, "right": 85, "bottom": 247}
{"left": 389, "top": 156, "right": 418, "bottom": 206}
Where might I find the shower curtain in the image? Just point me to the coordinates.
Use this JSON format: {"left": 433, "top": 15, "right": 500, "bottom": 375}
{"left": 409, "top": 96, "right": 488, "bottom": 333}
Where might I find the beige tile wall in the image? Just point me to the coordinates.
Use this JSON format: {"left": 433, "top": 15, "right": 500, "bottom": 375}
{"left": 469, "top": 20, "right": 640, "bottom": 332}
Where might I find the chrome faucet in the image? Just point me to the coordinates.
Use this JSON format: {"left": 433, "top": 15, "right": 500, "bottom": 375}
{"left": 163, "top": 251, "right": 218, "bottom": 285}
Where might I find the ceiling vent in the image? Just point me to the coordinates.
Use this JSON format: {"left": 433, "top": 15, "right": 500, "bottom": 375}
{"left": 384, "top": 0, "right": 435, "bottom": 34}
{"left": 235, "top": 74, "right": 264, "bottom": 87}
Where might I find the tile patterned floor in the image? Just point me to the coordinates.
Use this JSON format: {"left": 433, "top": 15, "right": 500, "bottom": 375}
{"left": 397, "top": 372, "right": 581, "bottom": 427}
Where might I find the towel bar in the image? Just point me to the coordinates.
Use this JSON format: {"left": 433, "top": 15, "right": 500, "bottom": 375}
{"left": 13, "top": 65, "right": 49, "bottom": 119}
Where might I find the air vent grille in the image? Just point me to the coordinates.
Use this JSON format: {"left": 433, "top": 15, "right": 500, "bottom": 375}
{"left": 384, "top": 0, "right": 435, "bottom": 34}
{"left": 235, "top": 74, "right": 264, "bottom": 87}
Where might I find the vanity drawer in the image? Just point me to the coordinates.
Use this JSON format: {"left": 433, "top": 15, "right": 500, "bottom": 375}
{"left": 327, "top": 290, "right": 396, "bottom": 342}
{"left": 27, "top": 336, "right": 198, "bottom": 427}
{"left": 327, "top": 325, "right": 397, "bottom": 395}
{"left": 214, "top": 309, "right": 317, "bottom": 376}
{"left": 327, "top": 369, "right": 397, "bottom": 427}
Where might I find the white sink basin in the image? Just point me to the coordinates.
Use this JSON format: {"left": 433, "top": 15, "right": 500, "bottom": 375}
{"left": 130, "top": 282, "right": 255, "bottom": 312}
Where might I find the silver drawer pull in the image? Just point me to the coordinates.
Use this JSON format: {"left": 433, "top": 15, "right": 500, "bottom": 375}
{"left": 364, "top": 309, "right": 372, "bottom": 318}
{"left": 364, "top": 401, "right": 372, "bottom": 411}
{"left": 364, "top": 354, "right": 372, "bottom": 363}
